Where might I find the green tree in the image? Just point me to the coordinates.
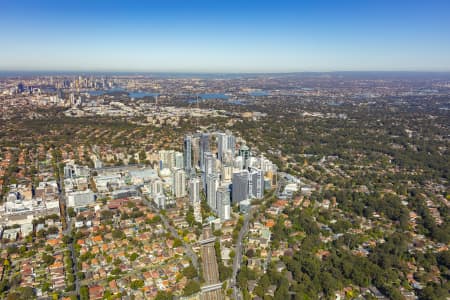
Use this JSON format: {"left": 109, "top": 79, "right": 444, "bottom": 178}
{"left": 42, "top": 253, "right": 55, "bottom": 265}
{"left": 68, "top": 207, "right": 76, "bottom": 217}
{"left": 155, "top": 291, "right": 173, "bottom": 300}
{"left": 80, "top": 286, "right": 89, "bottom": 300}
{"left": 129, "top": 253, "right": 139, "bottom": 262}
{"left": 183, "top": 280, "right": 200, "bottom": 296}
{"left": 182, "top": 264, "right": 198, "bottom": 279}
{"left": 130, "top": 279, "right": 144, "bottom": 290}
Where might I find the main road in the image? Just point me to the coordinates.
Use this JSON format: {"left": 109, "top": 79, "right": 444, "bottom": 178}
{"left": 230, "top": 205, "right": 253, "bottom": 300}
{"left": 231, "top": 175, "right": 281, "bottom": 299}
{"left": 57, "top": 161, "right": 81, "bottom": 295}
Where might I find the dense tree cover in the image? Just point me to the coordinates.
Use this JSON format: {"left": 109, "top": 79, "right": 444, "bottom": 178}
{"left": 4, "top": 287, "right": 34, "bottom": 300}
{"left": 231, "top": 96, "right": 449, "bottom": 180}
{"left": 419, "top": 282, "right": 450, "bottom": 300}
{"left": 408, "top": 191, "right": 450, "bottom": 243}
{"left": 80, "top": 286, "right": 89, "bottom": 300}
{"left": 182, "top": 264, "right": 198, "bottom": 279}
{"left": 183, "top": 280, "right": 201, "bottom": 296}
{"left": 154, "top": 291, "right": 173, "bottom": 300}
{"left": 251, "top": 232, "right": 409, "bottom": 299}
{"left": 41, "top": 253, "right": 55, "bottom": 265}
{"left": 225, "top": 96, "right": 449, "bottom": 299}
{"left": 240, "top": 198, "right": 447, "bottom": 299}
{"left": 130, "top": 279, "right": 144, "bottom": 290}
{"left": 237, "top": 265, "right": 257, "bottom": 291}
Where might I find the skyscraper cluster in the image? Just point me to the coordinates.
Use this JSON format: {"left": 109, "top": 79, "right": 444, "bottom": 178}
{"left": 183, "top": 131, "right": 277, "bottom": 222}
{"left": 153, "top": 131, "right": 276, "bottom": 221}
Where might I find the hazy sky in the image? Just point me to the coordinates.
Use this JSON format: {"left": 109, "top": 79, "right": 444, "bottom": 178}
{"left": 1, "top": 0, "right": 450, "bottom": 72}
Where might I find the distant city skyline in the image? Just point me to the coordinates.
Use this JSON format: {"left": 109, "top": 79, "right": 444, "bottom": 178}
{"left": 1, "top": 0, "right": 450, "bottom": 72}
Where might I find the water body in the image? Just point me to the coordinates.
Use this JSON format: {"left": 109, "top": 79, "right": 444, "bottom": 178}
{"left": 248, "top": 91, "right": 269, "bottom": 96}
{"left": 129, "top": 92, "right": 159, "bottom": 98}
{"left": 198, "top": 93, "right": 229, "bottom": 99}
{"left": 87, "top": 88, "right": 158, "bottom": 98}
{"left": 185, "top": 93, "right": 229, "bottom": 103}
{"left": 87, "top": 88, "right": 124, "bottom": 96}
{"left": 88, "top": 90, "right": 107, "bottom": 96}
{"left": 186, "top": 98, "right": 246, "bottom": 105}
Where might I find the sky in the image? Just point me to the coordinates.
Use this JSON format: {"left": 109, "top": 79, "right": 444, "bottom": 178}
{"left": 1, "top": 0, "right": 450, "bottom": 73}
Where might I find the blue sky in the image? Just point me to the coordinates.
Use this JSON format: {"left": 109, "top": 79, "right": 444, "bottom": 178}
{"left": 1, "top": 0, "right": 450, "bottom": 72}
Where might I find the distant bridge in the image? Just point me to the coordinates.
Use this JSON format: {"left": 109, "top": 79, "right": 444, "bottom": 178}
{"left": 201, "top": 283, "right": 222, "bottom": 293}
{"left": 198, "top": 236, "right": 216, "bottom": 245}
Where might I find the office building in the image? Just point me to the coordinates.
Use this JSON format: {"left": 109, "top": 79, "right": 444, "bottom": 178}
{"left": 206, "top": 174, "right": 219, "bottom": 212}
{"left": 151, "top": 179, "right": 164, "bottom": 197}
{"left": 227, "top": 133, "right": 236, "bottom": 156}
{"left": 112, "top": 187, "right": 137, "bottom": 199}
{"left": 189, "top": 177, "right": 202, "bottom": 223}
{"left": 217, "top": 186, "right": 231, "bottom": 221}
{"left": 159, "top": 150, "right": 175, "bottom": 169}
{"left": 204, "top": 152, "right": 215, "bottom": 176}
{"left": 249, "top": 168, "right": 264, "bottom": 199}
{"left": 192, "top": 136, "right": 200, "bottom": 168}
{"left": 172, "top": 169, "right": 186, "bottom": 198}
{"left": 200, "top": 133, "right": 210, "bottom": 171}
{"left": 189, "top": 177, "right": 201, "bottom": 204}
{"left": 217, "top": 132, "right": 226, "bottom": 162}
{"left": 64, "top": 163, "right": 90, "bottom": 178}
{"left": 154, "top": 194, "right": 167, "bottom": 209}
{"left": 183, "top": 135, "right": 192, "bottom": 173}
{"left": 175, "top": 152, "right": 184, "bottom": 169}
{"left": 217, "top": 132, "right": 236, "bottom": 162}
{"left": 67, "top": 190, "right": 95, "bottom": 208}
{"left": 232, "top": 170, "right": 249, "bottom": 204}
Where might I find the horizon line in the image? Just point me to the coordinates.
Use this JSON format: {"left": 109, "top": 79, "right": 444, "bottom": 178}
{"left": 2, "top": 69, "right": 450, "bottom": 75}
